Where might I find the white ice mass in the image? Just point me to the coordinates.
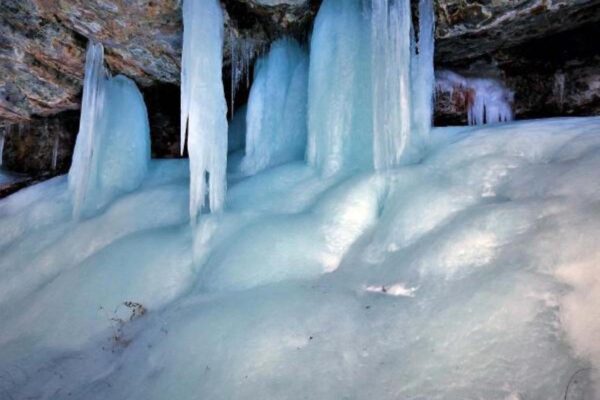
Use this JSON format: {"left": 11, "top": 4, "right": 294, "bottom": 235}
{"left": 69, "top": 42, "right": 150, "bottom": 219}
{"left": 180, "top": 0, "right": 228, "bottom": 219}
{"left": 241, "top": 38, "right": 309, "bottom": 175}
{"left": 0, "top": 0, "right": 599, "bottom": 399}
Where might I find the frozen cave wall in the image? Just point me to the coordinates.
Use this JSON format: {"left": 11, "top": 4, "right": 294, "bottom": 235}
{"left": 0, "top": 0, "right": 599, "bottom": 180}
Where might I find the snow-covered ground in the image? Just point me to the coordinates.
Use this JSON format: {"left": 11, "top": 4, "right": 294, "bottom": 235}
{"left": 0, "top": 117, "right": 599, "bottom": 399}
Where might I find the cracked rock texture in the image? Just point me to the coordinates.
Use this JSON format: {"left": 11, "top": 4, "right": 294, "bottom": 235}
{"left": 2, "top": 0, "right": 599, "bottom": 124}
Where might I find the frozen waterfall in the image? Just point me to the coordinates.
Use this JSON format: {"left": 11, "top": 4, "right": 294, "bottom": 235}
{"left": 308, "top": 0, "right": 435, "bottom": 175}
{"left": 242, "top": 38, "right": 309, "bottom": 175}
{"left": 2, "top": 0, "right": 600, "bottom": 399}
{"left": 180, "top": 0, "right": 228, "bottom": 221}
{"left": 68, "top": 41, "right": 150, "bottom": 219}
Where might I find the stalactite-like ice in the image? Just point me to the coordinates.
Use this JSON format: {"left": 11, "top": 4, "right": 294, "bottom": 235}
{"left": 410, "top": 0, "right": 435, "bottom": 155}
{"left": 308, "top": 0, "right": 435, "bottom": 174}
{"left": 0, "top": 130, "right": 4, "bottom": 167}
{"left": 307, "top": 0, "right": 373, "bottom": 175}
{"left": 436, "top": 69, "right": 514, "bottom": 125}
{"left": 68, "top": 42, "right": 150, "bottom": 219}
{"left": 241, "top": 38, "right": 309, "bottom": 175}
{"left": 229, "top": 35, "right": 260, "bottom": 119}
{"left": 181, "top": 0, "right": 228, "bottom": 220}
{"left": 51, "top": 134, "right": 59, "bottom": 170}
{"left": 371, "top": 0, "right": 413, "bottom": 170}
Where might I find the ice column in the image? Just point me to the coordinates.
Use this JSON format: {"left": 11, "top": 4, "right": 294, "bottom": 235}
{"left": 181, "top": 0, "right": 228, "bottom": 222}
{"left": 306, "top": 0, "right": 373, "bottom": 175}
{"left": 307, "top": 0, "right": 435, "bottom": 175}
{"left": 371, "top": 0, "right": 413, "bottom": 170}
{"left": 410, "top": 0, "right": 435, "bottom": 156}
{"left": 69, "top": 41, "right": 150, "bottom": 219}
{"left": 69, "top": 42, "right": 107, "bottom": 219}
{"left": 0, "top": 130, "right": 4, "bottom": 166}
{"left": 242, "top": 38, "right": 309, "bottom": 175}
{"left": 52, "top": 134, "right": 59, "bottom": 170}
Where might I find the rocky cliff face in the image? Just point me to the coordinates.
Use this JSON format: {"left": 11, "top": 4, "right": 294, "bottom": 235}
{"left": 0, "top": 0, "right": 599, "bottom": 176}
{"left": 2, "top": 0, "right": 599, "bottom": 125}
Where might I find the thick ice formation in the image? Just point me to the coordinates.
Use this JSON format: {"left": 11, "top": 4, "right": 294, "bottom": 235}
{"left": 411, "top": 0, "right": 435, "bottom": 151}
{"left": 436, "top": 69, "right": 514, "bottom": 125}
{"left": 1, "top": 0, "right": 599, "bottom": 398}
{"left": 308, "top": 0, "right": 435, "bottom": 174}
{"left": 68, "top": 42, "right": 150, "bottom": 219}
{"left": 180, "top": 0, "right": 228, "bottom": 219}
{"left": 241, "top": 38, "right": 309, "bottom": 175}
{"left": 307, "top": 0, "right": 372, "bottom": 175}
{"left": 1, "top": 118, "right": 600, "bottom": 399}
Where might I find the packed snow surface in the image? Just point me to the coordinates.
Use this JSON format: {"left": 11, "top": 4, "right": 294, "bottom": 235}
{"left": 1, "top": 117, "right": 600, "bottom": 399}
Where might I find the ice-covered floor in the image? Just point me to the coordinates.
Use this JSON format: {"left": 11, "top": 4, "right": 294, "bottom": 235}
{"left": 1, "top": 117, "right": 600, "bottom": 399}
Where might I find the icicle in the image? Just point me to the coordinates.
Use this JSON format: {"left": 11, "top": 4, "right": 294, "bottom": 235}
{"left": 436, "top": 69, "right": 513, "bottom": 126}
{"left": 307, "top": 0, "right": 373, "bottom": 175}
{"left": 371, "top": 0, "right": 413, "bottom": 170}
{"left": 230, "top": 31, "right": 237, "bottom": 119}
{"left": 51, "top": 134, "right": 59, "bottom": 170}
{"left": 69, "top": 41, "right": 107, "bottom": 219}
{"left": 0, "top": 130, "right": 4, "bottom": 167}
{"left": 229, "top": 35, "right": 259, "bottom": 120}
{"left": 69, "top": 41, "right": 150, "bottom": 219}
{"left": 554, "top": 72, "right": 566, "bottom": 112}
{"left": 180, "top": 0, "right": 228, "bottom": 222}
{"left": 410, "top": 0, "right": 435, "bottom": 154}
{"left": 241, "top": 38, "right": 309, "bottom": 175}
{"left": 307, "top": 0, "right": 434, "bottom": 175}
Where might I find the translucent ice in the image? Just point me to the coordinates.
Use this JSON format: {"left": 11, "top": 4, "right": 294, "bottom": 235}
{"left": 69, "top": 42, "right": 150, "bottom": 219}
{"left": 308, "top": 0, "right": 435, "bottom": 174}
{"left": 436, "top": 69, "right": 514, "bottom": 125}
{"left": 306, "top": 0, "right": 373, "bottom": 175}
{"left": 242, "top": 38, "right": 309, "bottom": 175}
{"left": 181, "top": 0, "right": 228, "bottom": 219}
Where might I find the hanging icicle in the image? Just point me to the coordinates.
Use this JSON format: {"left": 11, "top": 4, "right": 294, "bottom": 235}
{"left": 69, "top": 41, "right": 150, "bottom": 219}
{"left": 180, "top": 0, "right": 229, "bottom": 223}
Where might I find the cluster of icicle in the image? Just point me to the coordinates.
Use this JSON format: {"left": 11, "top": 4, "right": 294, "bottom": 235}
{"left": 179, "top": 0, "right": 435, "bottom": 218}
{"left": 436, "top": 69, "right": 514, "bottom": 125}
{"left": 229, "top": 35, "right": 261, "bottom": 119}
{"left": 180, "top": 0, "right": 228, "bottom": 222}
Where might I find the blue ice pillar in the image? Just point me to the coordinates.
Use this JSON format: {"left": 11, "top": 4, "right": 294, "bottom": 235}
{"left": 410, "top": 0, "right": 435, "bottom": 158}
{"left": 180, "top": 0, "right": 228, "bottom": 222}
{"left": 242, "top": 38, "right": 309, "bottom": 175}
{"left": 306, "top": 0, "right": 373, "bottom": 176}
{"left": 69, "top": 41, "right": 150, "bottom": 219}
